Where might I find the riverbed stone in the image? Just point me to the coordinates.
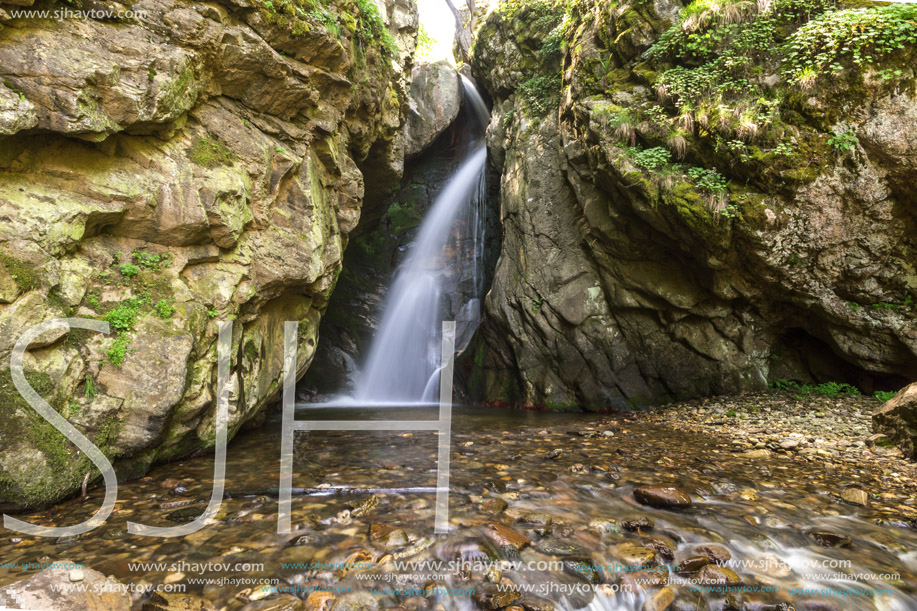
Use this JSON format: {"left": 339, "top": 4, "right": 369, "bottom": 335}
{"left": 633, "top": 486, "right": 692, "bottom": 509}
{"left": 840, "top": 488, "right": 869, "bottom": 506}
{"left": 694, "top": 564, "right": 742, "bottom": 586}
{"left": 484, "top": 523, "right": 531, "bottom": 551}
{"left": 810, "top": 530, "right": 853, "bottom": 548}
{"left": 694, "top": 544, "right": 731, "bottom": 565}
{"left": 369, "top": 523, "right": 409, "bottom": 548}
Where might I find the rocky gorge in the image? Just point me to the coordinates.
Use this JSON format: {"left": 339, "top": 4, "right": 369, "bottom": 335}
{"left": 0, "top": 0, "right": 916, "bottom": 608}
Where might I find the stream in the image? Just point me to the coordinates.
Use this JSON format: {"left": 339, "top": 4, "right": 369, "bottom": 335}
{"left": 1, "top": 404, "right": 914, "bottom": 610}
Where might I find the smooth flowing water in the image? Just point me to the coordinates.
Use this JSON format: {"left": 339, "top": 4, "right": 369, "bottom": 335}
{"left": 2, "top": 405, "right": 914, "bottom": 610}
{"left": 356, "top": 78, "right": 490, "bottom": 403}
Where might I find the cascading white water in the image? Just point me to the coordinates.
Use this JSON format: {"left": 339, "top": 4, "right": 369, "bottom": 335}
{"left": 355, "top": 77, "right": 490, "bottom": 403}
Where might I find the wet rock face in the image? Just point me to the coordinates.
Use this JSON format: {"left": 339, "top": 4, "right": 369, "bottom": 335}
{"left": 404, "top": 60, "right": 463, "bottom": 157}
{"left": 873, "top": 383, "right": 917, "bottom": 459}
{"left": 0, "top": 0, "right": 417, "bottom": 508}
{"left": 469, "top": 0, "right": 917, "bottom": 410}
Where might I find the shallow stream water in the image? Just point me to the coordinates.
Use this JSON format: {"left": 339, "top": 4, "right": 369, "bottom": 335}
{"left": 1, "top": 405, "right": 915, "bottom": 610}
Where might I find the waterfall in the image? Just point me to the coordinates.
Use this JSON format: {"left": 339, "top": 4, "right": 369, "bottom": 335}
{"left": 355, "top": 77, "right": 490, "bottom": 403}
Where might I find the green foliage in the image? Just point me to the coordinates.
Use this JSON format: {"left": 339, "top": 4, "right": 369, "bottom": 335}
{"left": 531, "top": 297, "right": 544, "bottom": 313}
{"left": 502, "top": 108, "right": 515, "bottom": 129}
{"left": 538, "top": 24, "right": 565, "bottom": 61}
{"left": 827, "top": 129, "right": 858, "bottom": 152}
{"left": 874, "top": 390, "right": 896, "bottom": 402}
{"left": 189, "top": 136, "right": 235, "bottom": 168}
{"left": 382, "top": 201, "right": 422, "bottom": 233}
{"left": 783, "top": 5, "right": 917, "bottom": 82}
{"left": 770, "top": 378, "right": 861, "bottom": 398}
{"left": 117, "top": 263, "right": 140, "bottom": 279}
{"left": 132, "top": 251, "right": 172, "bottom": 271}
{"left": 154, "top": 299, "right": 175, "bottom": 319}
{"left": 687, "top": 167, "right": 728, "bottom": 192}
{"left": 871, "top": 301, "right": 900, "bottom": 311}
{"left": 353, "top": 0, "right": 398, "bottom": 56}
{"left": 207, "top": 309, "right": 218, "bottom": 318}
{"left": 498, "top": 0, "right": 563, "bottom": 24}
{"left": 107, "top": 334, "right": 131, "bottom": 367}
{"left": 630, "top": 146, "right": 672, "bottom": 170}
{"left": 103, "top": 296, "right": 147, "bottom": 333}
{"left": 84, "top": 375, "right": 97, "bottom": 400}
{"left": 519, "top": 74, "right": 562, "bottom": 116}
{"left": 415, "top": 25, "right": 436, "bottom": 60}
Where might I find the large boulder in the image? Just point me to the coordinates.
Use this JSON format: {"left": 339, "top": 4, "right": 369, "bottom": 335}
{"left": 0, "top": 0, "right": 418, "bottom": 508}
{"left": 404, "top": 60, "right": 462, "bottom": 157}
{"left": 873, "top": 384, "right": 917, "bottom": 459}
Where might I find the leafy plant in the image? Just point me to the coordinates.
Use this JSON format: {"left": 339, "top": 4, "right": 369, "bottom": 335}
{"left": 631, "top": 146, "right": 672, "bottom": 170}
{"left": 783, "top": 5, "right": 917, "bottom": 82}
{"left": 519, "top": 74, "right": 562, "bottom": 116}
{"left": 154, "top": 299, "right": 175, "bottom": 319}
{"left": 827, "top": 130, "right": 858, "bottom": 152}
{"left": 687, "top": 167, "right": 728, "bottom": 192}
{"left": 415, "top": 24, "right": 436, "bottom": 60}
{"left": 103, "top": 296, "right": 147, "bottom": 333}
{"left": 107, "top": 334, "right": 131, "bottom": 367}
{"left": 874, "top": 390, "right": 896, "bottom": 402}
{"left": 84, "top": 375, "right": 97, "bottom": 399}
{"left": 132, "top": 251, "right": 171, "bottom": 271}
{"left": 117, "top": 263, "right": 140, "bottom": 279}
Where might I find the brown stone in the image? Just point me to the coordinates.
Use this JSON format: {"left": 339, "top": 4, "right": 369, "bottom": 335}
{"left": 633, "top": 486, "right": 692, "bottom": 508}
{"left": 485, "top": 523, "right": 531, "bottom": 551}
{"left": 694, "top": 543, "right": 731, "bottom": 565}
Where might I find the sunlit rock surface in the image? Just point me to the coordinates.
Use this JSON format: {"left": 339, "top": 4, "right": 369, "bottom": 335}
{"left": 0, "top": 0, "right": 418, "bottom": 508}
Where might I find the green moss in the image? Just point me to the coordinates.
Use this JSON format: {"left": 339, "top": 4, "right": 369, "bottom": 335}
{"left": 0, "top": 368, "right": 90, "bottom": 508}
{"left": 189, "top": 136, "right": 235, "bottom": 168}
{"left": 0, "top": 253, "right": 38, "bottom": 292}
